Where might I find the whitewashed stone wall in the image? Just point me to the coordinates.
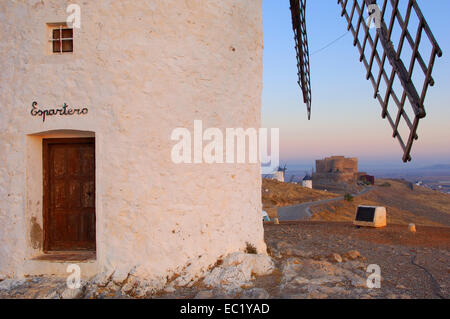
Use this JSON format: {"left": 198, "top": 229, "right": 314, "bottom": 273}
{"left": 0, "top": 0, "right": 265, "bottom": 286}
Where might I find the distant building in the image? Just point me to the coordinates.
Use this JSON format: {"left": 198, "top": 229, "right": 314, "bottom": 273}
{"left": 312, "top": 156, "right": 359, "bottom": 184}
{"left": 358, "top": 174, "right": 375, "bottom": 185}
{"left": 302, "top": 175, "right": 313, "bottom": 189}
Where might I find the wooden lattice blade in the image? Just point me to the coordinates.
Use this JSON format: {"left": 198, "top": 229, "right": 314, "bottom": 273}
{"left": 290, "top": 0, "right": 312, "bottom": 119}
{"left": 337, "top": 0, "right": 442, "bottom": 162}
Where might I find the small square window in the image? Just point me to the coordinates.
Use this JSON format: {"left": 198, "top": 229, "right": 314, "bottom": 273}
{"left": 50, "top": 25, "right": 73, "bottom": 53}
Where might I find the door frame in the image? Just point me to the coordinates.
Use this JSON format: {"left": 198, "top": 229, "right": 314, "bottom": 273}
{"left": 42, "top": 137, "right": 96, "bottom": 252}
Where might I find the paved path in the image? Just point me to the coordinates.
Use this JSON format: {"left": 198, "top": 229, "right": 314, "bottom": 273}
{"left": 277, "top": 187, "right": 374, "bottom": 221}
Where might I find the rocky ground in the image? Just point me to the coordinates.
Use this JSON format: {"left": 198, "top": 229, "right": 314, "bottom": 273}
{"left": 0, "top": 221, "right": 448, "bottom": 299}
{"left": 262, "top": 222, "right": 449, "bottom": 299}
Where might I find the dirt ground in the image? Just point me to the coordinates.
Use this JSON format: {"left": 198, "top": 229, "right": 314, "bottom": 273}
{"left": 263, "top": 221, "right": 450, "bottom": 299}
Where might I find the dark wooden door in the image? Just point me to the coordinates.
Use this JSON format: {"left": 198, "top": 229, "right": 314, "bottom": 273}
{"left": 43, "top": 138, "right": 96, "bottom": 251}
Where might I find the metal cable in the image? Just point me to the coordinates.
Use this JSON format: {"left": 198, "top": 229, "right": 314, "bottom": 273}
{"left": 310, "top": 31, "right": 350, "bottom": 56}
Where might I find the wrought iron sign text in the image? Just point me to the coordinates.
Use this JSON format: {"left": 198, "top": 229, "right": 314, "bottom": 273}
{"left": 30, "top": 101, "right": 88, "bottom": 122}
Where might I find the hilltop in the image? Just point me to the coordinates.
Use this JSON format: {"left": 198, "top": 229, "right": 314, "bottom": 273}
{"left": 310, "top": 179, "right": 450, "bottom": 227}
{"left": 262, "top": 178, "right": 450, "bottom": 227}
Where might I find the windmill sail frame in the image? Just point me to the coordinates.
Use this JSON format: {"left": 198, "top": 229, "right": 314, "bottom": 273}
{"left": 337, "top": 0, "right": 442, "bottom": 162}
{"left": 290, "top": 0, "right": 312, "bottom": 120}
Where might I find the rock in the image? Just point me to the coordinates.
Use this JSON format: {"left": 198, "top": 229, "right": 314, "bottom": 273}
{"left": 0, "top": 279, "right": 27, "bottom": 291}
{"left": 93, "top": 269, "right": 114, "bottom": 287}
{"left": 164, "top": 286, "right": 176, "bottom": 293}
{"left": 344, "top": 250, "right": 361, "bottom": 260}
{"left": 83, "top": 285, "right": 99, "bottom": 299}
{"left": 269, "top": 249, "right": 282, "bottom": 259}
{"left": 281, "top": 258, "right": 303, "bottom": 284}
{"left": 309, "top": 277, "right": 342, "bottom": 285}
{"left": 329, "top": 253, "right": 343, "bottom": 263}
{"left": 128, "top": 277, "right": 166, "bottom": 298}
{"left": 194, "top": 290, "right": 214, "bottom": 299}
{"left": 112, "top": 290, "right": 125, "bottom": 299}
{"left": 350, "top": 277, "right": 367, "bottom": 288}
{"left": 204, "top": 265, "right": 247, "bottom": 290}
{"left": 96, "top": 292, "right": 108, "bottom": 299}
{"left": 106, "top": 281, "right": 120, "bottom": 292}
{"left": 275, "top": 241, "right": 291, "bottom": 250}
{"left": 280, "top": 294, "right": 307, "bottom": 299}
{"left": 408, "top": 223, "right": 416, "bottom": 233}
{"left": 112, "top": 270, "right": 129, "bottom": 285}
{"left": 241, "top": 288, "right": 269, "bottom": 299}
{"left": 61, "top": 287, "right": 84, "bottom": 299}
{"left": 121, "top": 281, "right": 136, "bottom": 294}
{"left": 30, "top": 277, "right": 44, "bottom": 284}
{"left": 281, "top": 257, "right": 367, "bottom": 292}
{"left": 212, "top": 291, "right": 237, "bottom": 299}
{"left": 306, "top": 291, "right": 328, "bottom": 299}
{"left": 318, "top": 285, "right": 348, "bottom": 296}
{"left": 203, "top": 253, "right": 274, "bottom": 290}
{"left": 281, "top": 247, "right": 312, "bottom": 258}
{"left": 341, "top": 260, "right": 364, "bottom": 271}
{"left": 134, "top": 287, "right": 150, "bottom": 298}
{"left": 396, "top": 284, "right": 407, "bottom": 289}
{"left": 221, "top": 253, "right": 274, "bottom": 276}
{"left": 292, "top": 276, "right": 310, "bottom": 285}
{"left": 281, "top": 259, "right": 343, "bottom": 287}
{"left": 43, "top": 290, "right": 61, "bottom": 299}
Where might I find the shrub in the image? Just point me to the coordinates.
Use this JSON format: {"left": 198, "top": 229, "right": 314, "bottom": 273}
{"left": 245, "top": 242, "right": 257, "bottom": 254}
{"left": 344, "top": 193, "right": 354, "bottom": 202}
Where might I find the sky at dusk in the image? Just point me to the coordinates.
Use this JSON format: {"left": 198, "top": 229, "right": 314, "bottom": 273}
{"left": 262, "top": 0, "right": 450, "bottom": 170}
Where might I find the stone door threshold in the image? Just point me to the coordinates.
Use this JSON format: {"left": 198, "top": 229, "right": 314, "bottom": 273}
{"left": 32, "top": 251, "right": 96, "bottom": 262}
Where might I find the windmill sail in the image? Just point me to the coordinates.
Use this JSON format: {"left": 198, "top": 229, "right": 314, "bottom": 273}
{"left": 337, "top": 0, "right": 442, "bottom": 162}
{"left": 290, "top": 0, "right": 312, "bottom": 119}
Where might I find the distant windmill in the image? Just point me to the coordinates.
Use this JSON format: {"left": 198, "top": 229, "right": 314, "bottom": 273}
{"left": 278, "top": 164, "right": 288, "bottom": 173}
{"left": 289, "top": 0, "right": 442, "bottom": 162}
{"left": 273, "top": 164, "right": 288, "bottom": 182}
{"left": 302, "top": 170, "right": 313, "bottom": 189}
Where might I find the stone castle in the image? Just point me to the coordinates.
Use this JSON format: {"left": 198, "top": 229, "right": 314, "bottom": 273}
{"left": 312, "top": 156, "right": 361, "bottom": 185}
